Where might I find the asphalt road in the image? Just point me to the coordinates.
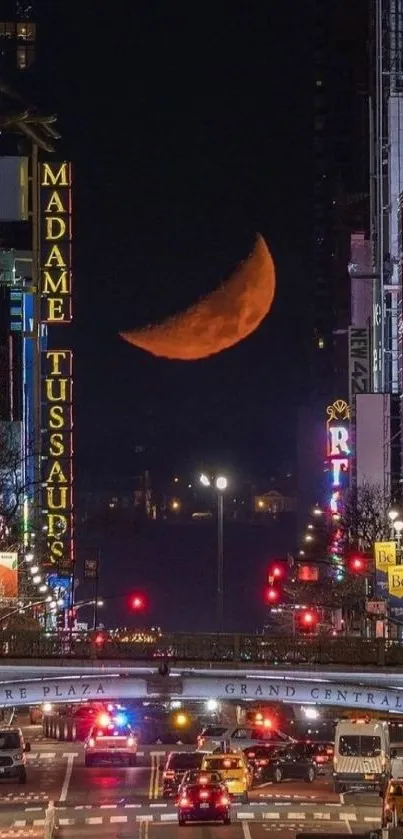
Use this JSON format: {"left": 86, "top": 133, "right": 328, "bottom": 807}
{"left": 55, "top": 822, "right": 381, "bottom": 839}
{"left": 0, "top": 734, "right": 384, "bottom": 836}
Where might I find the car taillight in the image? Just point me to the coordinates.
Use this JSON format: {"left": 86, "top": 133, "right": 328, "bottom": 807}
{"left": 248, "top": 752, "right": 255, "bottom": 758}
{"left": 200, "top": 790, "right": 209, "bottom": 800}
{"left": 257, "top": 759, "right": 269, "bottom": 766}
{"left": 89, "top": 738, "right": 95, "bottom": 748}
{"left": 220, "top": 796, "right": 230, "bottom": 806}
{"left": 164, "top": 770, "right": 175, "bottom": 779}
{"left": 315, "top": 756, "right": 326, "bottom": 763}
{"left": 127, "top": 737, "right": 135, "bottom": 747}
{"left": 179, "top": 797, "right": 191, "bottom": 807}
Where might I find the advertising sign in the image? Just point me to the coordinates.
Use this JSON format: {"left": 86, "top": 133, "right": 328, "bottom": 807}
{"left": 348, "top": 326, "right": 370, "bottom": 405}
{"left": 0, "top": 553, "right": 18, "bottom": 598}
{"left": 39, "top": 160, "right": 74, "bottom": 580}
{"left": 374, "top": 540, "right": 396, "bottom": 598}
{"left": 41, "top": 350, "right": 73, "bottom": 573}
{"left": 326, "top": 399, "right": 350, "bottom": 516}
{"left": 84, "top": 558, "right": 99, "bottom": 580}
{"left": 387, "top": 564, "right": 403, "bottom": 622}
{"left": 40, "top": 162, "right": 72, "bottom": 324}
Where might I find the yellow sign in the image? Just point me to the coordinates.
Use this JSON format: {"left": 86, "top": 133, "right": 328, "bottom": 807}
{"left": 40, "top": 162, "right": 72, "bottom": 323}
{"left": 374, "top": 541, "right": 396, "bottom": 570}
{"left": 41, "top": 350, "right": 73, "bottom": 573}
{"left": 387, "top": 565, "right": 403, "bottom": 599}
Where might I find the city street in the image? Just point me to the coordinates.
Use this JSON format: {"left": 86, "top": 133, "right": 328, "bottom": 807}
{"left": 0, "top": 737, "right": 383, "bottom": 836}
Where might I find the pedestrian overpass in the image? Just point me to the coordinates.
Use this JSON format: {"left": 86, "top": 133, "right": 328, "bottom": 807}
{"left": 0, "top": 668, "right": 403, "bottom": 712}
{"left": 0, "top": 631, "right": 402, "bottom": 712}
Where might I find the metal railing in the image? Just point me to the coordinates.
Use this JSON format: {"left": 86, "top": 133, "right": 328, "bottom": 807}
{"left": 0, "top": 631, "right": 400, "bottom": 666}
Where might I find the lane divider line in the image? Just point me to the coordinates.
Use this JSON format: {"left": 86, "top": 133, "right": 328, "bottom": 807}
{"left": 60, "top": 753, "right": 75, "bottom": 802}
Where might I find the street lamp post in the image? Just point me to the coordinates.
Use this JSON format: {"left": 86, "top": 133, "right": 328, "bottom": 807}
{"left": 200, "top": 473, "right": 228, "bottom": 631}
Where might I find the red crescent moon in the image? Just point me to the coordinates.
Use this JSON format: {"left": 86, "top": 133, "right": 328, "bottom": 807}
{"left": 120, "top": 233, "right": 276, "bottom": 360}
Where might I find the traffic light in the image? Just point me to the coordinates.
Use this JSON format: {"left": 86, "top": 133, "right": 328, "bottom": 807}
{"left": 266, "top": 563, "right": 284, "bottom": 606}
{"left": 266, "top": 587, "right": 279, "bottom": 604}
{"left": 298, "top": 610, "right": 318, "bottom": 633}
{"left": 348, "top": 554, "right": 366, "bottom": 574}
{"left": 131, "top": 594, "right": 145, "bottom": 611}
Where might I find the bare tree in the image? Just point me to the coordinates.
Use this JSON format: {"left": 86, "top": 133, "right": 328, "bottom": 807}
{"left": 0, "top": 422, "right": 26, "bottom": 550}
{"left": 341, "top": 481, "right": 390, "bottom": 550}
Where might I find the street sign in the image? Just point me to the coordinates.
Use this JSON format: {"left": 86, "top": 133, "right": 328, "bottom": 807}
{"left": 84, "top": 558, "right": 99, "bottom": 580}
{"left": 365, "top": 600, "right": 387, "bottom": 615}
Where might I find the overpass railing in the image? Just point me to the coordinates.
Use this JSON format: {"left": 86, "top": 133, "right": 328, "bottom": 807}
{"left": 0, "top": 632, "right": 400, "bottom": 666}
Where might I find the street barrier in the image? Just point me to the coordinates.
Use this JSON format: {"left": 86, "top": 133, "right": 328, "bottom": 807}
{"left": 0, "top": 631, "right": 401, "bottom": 666}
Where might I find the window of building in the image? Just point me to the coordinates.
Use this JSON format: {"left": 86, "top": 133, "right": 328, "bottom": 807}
{"left": 16, "top": 45, "right": 26, "bottom": 69}
{"left": 17, "top": 22, "right": 35, "bottom": 41}
{"left": 16, "top": 43, "right": 35, "bottom": 69}
{"left": 0, "top": 22, "right": 16, "bottom": 38}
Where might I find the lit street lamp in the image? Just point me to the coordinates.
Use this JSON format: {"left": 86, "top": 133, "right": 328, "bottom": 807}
{"left": 200, "top": 473, "right": 228, "bottom": 631}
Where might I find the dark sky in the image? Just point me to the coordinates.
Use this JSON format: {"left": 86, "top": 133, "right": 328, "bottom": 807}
{"left": 33, "top": 1, "right": 311, "bottom": 488}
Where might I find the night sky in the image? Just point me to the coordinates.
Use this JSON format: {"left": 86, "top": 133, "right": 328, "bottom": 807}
{"left": 33, "top": 1, "right": 311, "bottom": 486}
{"left": 28, "top": 2, "right": 312, "bottom": 629}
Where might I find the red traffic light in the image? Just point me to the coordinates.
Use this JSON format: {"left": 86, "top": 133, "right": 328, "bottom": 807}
{"left": 270, "top": 564, "right": 283, "bottom": 579}
{"left": 298, "top": 610, "right": 318, "bottom": 629}
{"left": 94, "top": 632, "right": 105, "bottom": 646}
{"left": 266, "top": 587, "right": 279, "bottom": 604}
{"left": 131, "top": 594, "right": 145, "bottom": 611}
{"left": 349, "top": 555, "right": 366, "bottom": 573}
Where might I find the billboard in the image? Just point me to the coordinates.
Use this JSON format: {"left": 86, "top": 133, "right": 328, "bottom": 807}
{"left": 348, "top": 327, "right": 370, "bottom": 405}
{"left": 374, "top": 540, "right": 396, "bottom": 598}
{"left": 0, "top": 553, "right": 18, "bottom": 598}
{"left": 355, "top": 393, "right": 391, "bottom": 495}
{"left": 41, "top": 350, "right": 73, "bottom": 573}
{"left": 387, "top": 564, "right": 403, "bottom": 623}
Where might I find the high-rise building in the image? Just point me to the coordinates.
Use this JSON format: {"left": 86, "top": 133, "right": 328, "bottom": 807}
{"left": 0, "top": 2, "right": 36, "bottom": 77}
{"left": 298, "top": 2, "right": 370, "bottom": 529}
{"left": 311, "top": 0, "right": 369, "bottom": 402}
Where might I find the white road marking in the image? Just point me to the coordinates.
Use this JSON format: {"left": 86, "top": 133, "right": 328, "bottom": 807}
{"left": 314, "top": 812, "right": 331, "bottom": 820}
{"left": 100, "top": 804, "right": 116, "bottom": 809}
{"left": 340, "top": 793, "right": 345, "bottom": 804}
{"left": 86, "top": 817, "right": 102, "bottom": 824}
{"left": 111, "top": 815, "right": 128, "bottom": 823}
{"left": 288, "top": 812, "right": 305, "bottom": 820}
{"left": 60, "top": 752, "right": 75, "bottom": 802}
{"left": 242, "top": 821, "right": 253, "bottom": 839}
{"left": 59, "top": 819, "right": 75, "bottom": 826}
{"left": 262, "top": 813, "right": 280, "bottom": 819}
{"left": 160, "top": 813, "right": 178, "bottom": 821}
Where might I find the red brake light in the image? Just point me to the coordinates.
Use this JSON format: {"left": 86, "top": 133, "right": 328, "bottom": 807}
{"left": 248, "top": 752, "right": 255, "bottom": 758}
{"left": 88, "top": 738, "right": 95, "bottom": 748}
{"left": 179, "top": 797, "right": 190, "bottom": 807}
{"left": 199, "top": 790, "right": 209, "bottom": 800}
{"left": 220, "top": 796, "right": 230, "bottom": 806}
{"left": 263, "top": 718, "right": 272, "bottom": 729}
{"left": 199, "top": 775, "right": 208, "bottom": 784}
{"left": 97, "top": 713, "right": 110, "bottom": 727}
{"left": 257, "top": 759, "right": 269, "bottom": 766}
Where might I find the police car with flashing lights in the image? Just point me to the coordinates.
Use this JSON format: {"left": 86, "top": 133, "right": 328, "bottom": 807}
{"left": 84, "top": 713, "right": 138, "bottom": 767}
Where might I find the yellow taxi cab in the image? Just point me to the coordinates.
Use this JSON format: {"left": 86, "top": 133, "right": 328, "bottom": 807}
{"left": 200, "top": 752, "right": 251, "bottom": 802}
{"left": 382, "top": 778, "right": 403, "bottom": 827}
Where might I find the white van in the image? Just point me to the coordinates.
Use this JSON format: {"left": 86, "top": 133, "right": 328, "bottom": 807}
{"left": 333, "top": 719, "right": 390, "bottom": 793}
